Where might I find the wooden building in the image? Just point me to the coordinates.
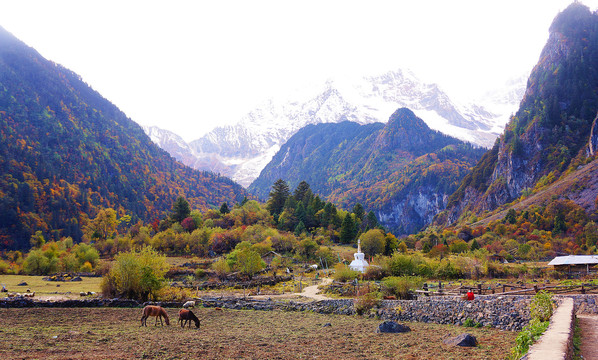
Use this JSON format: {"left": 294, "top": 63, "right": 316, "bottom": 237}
{"left": 547, "top": 255, "right": 598, "bottom": 274}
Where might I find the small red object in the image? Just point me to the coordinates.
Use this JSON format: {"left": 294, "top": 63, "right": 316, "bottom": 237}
{"left": 466, "top": 291, "right": 475, "bottom": 301}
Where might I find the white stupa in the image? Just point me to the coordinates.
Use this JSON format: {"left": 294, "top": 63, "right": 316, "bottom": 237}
{"left": 349, "top": 239, "right": 369, "bottom": 273}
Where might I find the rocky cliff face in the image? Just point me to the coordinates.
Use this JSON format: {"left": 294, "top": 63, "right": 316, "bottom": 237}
{"left": 377, "top": 187, "right": 449, "bottom": 235}
{"left": 441, "top": 3, "right": 598, "bottom": 225}
{"left": 587, "top": 113, "right": 598, "bottom": 156}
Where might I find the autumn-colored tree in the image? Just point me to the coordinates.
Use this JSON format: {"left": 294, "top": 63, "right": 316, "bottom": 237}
{"left": 84, "top": 208, "right": 118, "bottom": 243}
{"left": 226, "top": 241, "right": 265, "bottom": 279}
{"left": 385, "top": 233, "right": 400, "bottom": 255}
{"left": 181, "top": 217, "right": 196, "bottom": 232}
{"left": 101, "top": 246, "right": 168, "bottom": 301}
{"left": 29, "top": 231, "right": 46, "bottom": 249}
{"left": 360, "top": 229, "right": 386, "bottom": 257}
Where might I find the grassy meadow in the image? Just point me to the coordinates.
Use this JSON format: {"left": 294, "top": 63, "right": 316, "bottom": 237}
{"left": 0, "top": 275, "right": 102, "bottom": 300}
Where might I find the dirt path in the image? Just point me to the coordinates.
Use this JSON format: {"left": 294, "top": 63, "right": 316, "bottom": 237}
{"left": 578, "top": 314, "right": 598, "bottom": 359}
{"left": 294, "top": 277, "right": 333, "bottom": 301}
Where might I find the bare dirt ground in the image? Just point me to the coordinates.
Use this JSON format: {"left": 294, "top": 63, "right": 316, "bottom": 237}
{"left": 0, "top": 307, "right": 516, "bottom": 360}
{"left": 578, "top": 314, "right": 598, "bottom": 360}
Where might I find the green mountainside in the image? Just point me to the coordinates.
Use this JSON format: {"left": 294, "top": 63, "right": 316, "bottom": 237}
{"left": 0, "top": 26, "right": 247, "bottom": 250}
{"left": 249, "top": 108, "right": 485, "bottom": 235}
{"left": 441, "top": 3, "right": 598, "bottom": 224}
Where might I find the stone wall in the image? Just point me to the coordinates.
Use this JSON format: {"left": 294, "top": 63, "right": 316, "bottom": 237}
{"left": 378, "top": 295, "right": 531, "bottom": 331}
{"left": 565, "top": 294, "right": 598, "bottom": 314}
{"left": 199, "top": 295, "right": 531, "bottom": 331}
{"left": 0, "top": 298, "right": 140, "bottom": 308}
{"left": 3, "top": 294, "right": 597, "bottom": 333}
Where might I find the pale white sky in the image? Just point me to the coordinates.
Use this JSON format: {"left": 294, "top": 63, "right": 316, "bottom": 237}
{"left": 1, "top": 0, "right": 597, "bottom": 141}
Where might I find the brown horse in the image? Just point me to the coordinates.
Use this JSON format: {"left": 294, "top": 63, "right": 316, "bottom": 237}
{"left": 141, "top": 305, "right": 170, "bottom": 326}
{"left": 178, "top": 309, "right": 200, "bottom": 329}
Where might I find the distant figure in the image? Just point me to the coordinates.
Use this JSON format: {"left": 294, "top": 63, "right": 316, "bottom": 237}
{"left": 466, "top": 290, "right": 475, "bottom": 301}
{"left": 141, "top": 305, "right": 170, "bottom": 326}
{"left": 1, "top": 286, "right": 7, "bottom": 292}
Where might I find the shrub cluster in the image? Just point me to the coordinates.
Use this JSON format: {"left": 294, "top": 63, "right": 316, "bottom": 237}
{"left": 509, "top": 291, "right": 554, "bottom": 359}
{"left": 101, "top": 246, "right": 168, "bottom": 301}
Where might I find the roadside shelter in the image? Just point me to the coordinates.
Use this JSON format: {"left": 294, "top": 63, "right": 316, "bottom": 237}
{"left": 547, "top": 255, "right": 598, "bottom": 274}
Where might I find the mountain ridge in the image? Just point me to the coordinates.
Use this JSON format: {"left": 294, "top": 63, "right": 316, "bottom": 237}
{"left": 145, "top": 69, "right": 524, "bottom": 187}
{"left": 249, "top": 108, "right": 486, "bottom": 234}
{"left": 439, "top": 2, "right": 598, "bottom": 226}
{"left": 0, "top": 26, "right": 247, "bottom": 249}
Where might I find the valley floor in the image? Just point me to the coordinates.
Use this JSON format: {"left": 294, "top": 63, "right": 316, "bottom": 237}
{"left": 0, "top": 307, "right": 515, "bottom": 359}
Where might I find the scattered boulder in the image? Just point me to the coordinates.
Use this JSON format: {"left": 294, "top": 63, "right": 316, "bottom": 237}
{"left": 17, "top": 281, "right": 28, "bottom": 286}
{"left": 376, "top": 321, "right": 411, "bottom": 333}
{"left": 71, "top": 276, "right": 82, "bottom": 282}
{"left": 443, "top": 333, "right": 478, "bottom": 347}
{"left": 322, "top": 323, "right": 332, "bottom": 327}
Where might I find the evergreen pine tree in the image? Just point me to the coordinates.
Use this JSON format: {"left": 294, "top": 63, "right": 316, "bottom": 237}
{"left": 294, "top": 221, "right": 306, "bottom": 236}
{"left": 267, "top": 179, "right": 290, "bottom": 217}
{"left": 171, "top": 196, "right": 191, "bottom": 223}
{"left": 365, "top": 211, "right": 379, "bottom": 230}
{"left": 293, "top": 181, "right": 312, "bottom": 203}
{"left": 504, "top": 209, "right": 517, "bottom": 224}
{"left": 220, "top": 202, "right": 230, "bottom": 214}
{"left": 352, "top": 203, "right": 365, "bottom": 221}
{"left": 340, "top": 214, "right": 356, "bottom": 244}
{"left": 240, "top": 196, "right": 249, "bottom": 206}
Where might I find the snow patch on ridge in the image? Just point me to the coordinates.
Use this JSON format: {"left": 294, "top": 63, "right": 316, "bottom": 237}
{"left": 143, "top": 69, "right": 526, "bottom": 188}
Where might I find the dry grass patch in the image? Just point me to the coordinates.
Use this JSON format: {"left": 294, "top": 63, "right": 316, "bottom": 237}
{"left": 0, "top": 306, "right": 516, "bottom": 359}
{"left": 0, "top": 275, "right": 102, "bottom": 300}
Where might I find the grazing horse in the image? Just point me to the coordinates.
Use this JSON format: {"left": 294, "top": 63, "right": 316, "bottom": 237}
{"left": 178, "top": 309, "right": 200, "bottom": 329}
{"left": 141, "top": 305, "right": 170, "bottom": 326}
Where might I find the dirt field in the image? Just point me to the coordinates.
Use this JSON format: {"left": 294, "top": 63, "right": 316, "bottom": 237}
{"left": 0, "top": 307, "right": 517, "bottom": 359}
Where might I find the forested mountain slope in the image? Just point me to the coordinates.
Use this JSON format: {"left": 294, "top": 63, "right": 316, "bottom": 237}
{"left": 249, "top": 108, "right": 485, "bottom": 234}
{"left": 440, "top": 3, "right": 598, "bottom": 225}
{"left": 0, "top": 26, "right": 247, "bottom": 250}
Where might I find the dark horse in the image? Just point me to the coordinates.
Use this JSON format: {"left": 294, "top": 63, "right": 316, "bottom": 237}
{"left": 141, "top": 305, "right": 170, "bottom": 326}
{"left": 178, "top": 309, "right": 200, "bottom": 328}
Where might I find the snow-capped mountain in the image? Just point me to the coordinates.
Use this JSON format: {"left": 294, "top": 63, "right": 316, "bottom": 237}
{"left": 142, "top": 125, "right": 236, "bottom": 178}
{"left": 145, "top": 69, "right": 526, "bottom": 187}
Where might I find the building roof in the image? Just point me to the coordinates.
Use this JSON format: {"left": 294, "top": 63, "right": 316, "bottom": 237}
{"left": 547, "top": 255, "right": 598, "bottom": 266}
